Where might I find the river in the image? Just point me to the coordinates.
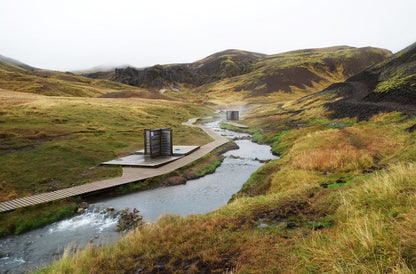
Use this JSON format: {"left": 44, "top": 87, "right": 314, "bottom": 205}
{"left": 0, "top": 120, "right": 278, "bottom": 273}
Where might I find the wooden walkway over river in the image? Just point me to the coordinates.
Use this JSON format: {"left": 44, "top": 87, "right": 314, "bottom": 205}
{"left": 0, "top": 119, "right": 229, "bottom": 213}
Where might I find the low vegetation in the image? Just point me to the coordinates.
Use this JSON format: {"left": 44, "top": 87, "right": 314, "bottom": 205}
{"left": 3, "top": 44, "right": 416, "bottom": 272}
{"left": 0, "top": 200, "right": 78, "bottom": 237}
{"left": 0, "top": 89, "right": 214, "bottom": 237}
{"left": 0, "top": 90, "right": 212, "bottom": 202}
{"left": 0, "top": 59, "right": 156, "bottom": 97}
{"left": 40, "top": 100, "right": 416, "bottom": 273}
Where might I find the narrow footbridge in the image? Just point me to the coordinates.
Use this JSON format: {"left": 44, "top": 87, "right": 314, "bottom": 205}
{"left": 0, "top": 120, "right": 228, "bottom": 213}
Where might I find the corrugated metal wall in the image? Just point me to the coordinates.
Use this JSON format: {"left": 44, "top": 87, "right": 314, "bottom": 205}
{"left": 226, "top": 110, "right": 239, "bottom": 121}
{"left": 144, "top": 128, "right": 173, "bottom": 157}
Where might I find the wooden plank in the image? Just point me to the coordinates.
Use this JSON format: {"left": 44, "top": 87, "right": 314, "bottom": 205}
{"left": 28, "top": 196, "right": 48, "bottom": 204}
{"left": 0, "top": 118, "right": 230, "bottom": 213}
{"left": 8, "top": 200, "right": 27, "bottom": 208}
{"left": 23, "top": 197, "right": 41, "bottom": 205}
{"left": 0, "top": 203, "right": 15, "bottom": 211}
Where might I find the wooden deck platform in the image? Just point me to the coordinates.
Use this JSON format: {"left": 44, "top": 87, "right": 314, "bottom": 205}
{"left": 0, "top": 120, "right": 228, "bottom": 213}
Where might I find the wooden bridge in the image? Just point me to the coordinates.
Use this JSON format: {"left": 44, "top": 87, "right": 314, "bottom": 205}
{"left": 0, "top": 120, "right": 229, "bottom": 213}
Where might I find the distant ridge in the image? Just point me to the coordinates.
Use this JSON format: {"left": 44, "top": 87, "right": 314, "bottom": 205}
{"left": 0, "top": 55, "right": 39, "bottom": 71}
{"left": 0, "top": 54, "right": 162, "bottom": 98}
{"left": 96, "top": 46, "right": 391, "bottom": 96}
{"left": 0, "top": 45, "right": 393, "bottom": 99}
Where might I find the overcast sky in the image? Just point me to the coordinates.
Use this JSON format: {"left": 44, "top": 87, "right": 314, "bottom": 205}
{"left": 1, "top": 0, "right": 415, "bottom": 71}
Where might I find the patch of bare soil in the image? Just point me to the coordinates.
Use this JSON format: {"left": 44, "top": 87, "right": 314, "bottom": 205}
{"left": 325, "top": 42, "right": 416, "bottom": 120}
{"left": 324, "top": 78, "right": 416, "bottom": 120}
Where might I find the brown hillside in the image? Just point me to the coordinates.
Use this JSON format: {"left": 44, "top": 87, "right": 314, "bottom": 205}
{"left": 323, "top": 42, "right": 416, "bottom": 120}
{"left": 107, "top": 46, "right": 391, "bottom": 97}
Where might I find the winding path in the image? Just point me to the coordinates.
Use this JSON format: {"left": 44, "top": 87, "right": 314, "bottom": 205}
{"left": 0, "top": 119, "right": 229, "bottom": 213}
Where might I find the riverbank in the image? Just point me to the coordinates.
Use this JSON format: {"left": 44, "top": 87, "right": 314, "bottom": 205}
{"left": 88, "top": 141, "right": 239, "bottom": 201}
{"left": 0, "top": 111, "right": 230, "bottom": 237}
{"left": 40, "top": 105, "right": 416, "bottom": 273}
{"left": 0, "top": 94, "right": 214, "bottom": 235}
{"left": 0, "top": 138, "right": 237, "bottom": 238}
{"left": 1, "top": 119, "right": 278, "bottom": 273}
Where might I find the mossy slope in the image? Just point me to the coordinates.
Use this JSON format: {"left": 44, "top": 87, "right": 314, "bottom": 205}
{"left": 323, "top": 41, "right": 416, "bottom": 119}
{"left": 0, "top": 55, "right": 160, "bottom": 98}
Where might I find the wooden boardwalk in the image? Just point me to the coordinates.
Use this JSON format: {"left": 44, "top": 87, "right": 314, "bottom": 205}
{"left": 0, "top": 120, "right": 228, "bottom": 213}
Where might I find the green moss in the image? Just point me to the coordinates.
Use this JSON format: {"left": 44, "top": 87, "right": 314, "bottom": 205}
{"left": 306, "top": 216, "right": 335, "bottom": 229}
{"left": 0, "top": 201, "right": 77, "bottom": 237}
{"left": 14, "top": 205, "right": 77, "bottom": 234}
{"left": 232, "top": 159, "right": 279, "bottom": 199}
{"left": 219, "top": 122, "right": 238, "bottom": 131}
{"left": 269, "top": 130, "right": 292, "bottom": 142}
{"left": 196, "top": 159, "right": 223, "bottom": 177}
{"left": 374, "top": 73, "right": 416, "bottom": 93}
{"left": 271, "top": 130, "right": 296, "bottom": 156}
{"left": 251, "top": 131, "right": 263, "bottom": 143}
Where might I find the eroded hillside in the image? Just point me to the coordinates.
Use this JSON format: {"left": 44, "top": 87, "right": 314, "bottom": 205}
{"left": 322, "top": 42, "right": 416, "bottom": 119}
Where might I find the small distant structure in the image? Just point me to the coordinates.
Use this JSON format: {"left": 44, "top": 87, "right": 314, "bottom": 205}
{"left": 226, "top": 110, "right": 239, "bottom": 121}
{"left": 144, "top": 128, "right": 173, "bottom": 158}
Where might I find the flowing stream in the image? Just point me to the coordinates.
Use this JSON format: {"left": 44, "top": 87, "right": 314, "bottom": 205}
{"left": 0, "top": 120, "right": 278, "bottom": 273}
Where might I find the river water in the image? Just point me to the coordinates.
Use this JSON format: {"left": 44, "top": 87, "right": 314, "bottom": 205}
{"left": 0, "top": 121, "right": 277, "bottom": 273}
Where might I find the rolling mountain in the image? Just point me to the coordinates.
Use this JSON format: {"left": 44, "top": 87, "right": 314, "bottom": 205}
{"left": 0, "top": 55, "right": 160, "bottom": 98}
{"left": 0, "top": 55, "right": 39, "bottom": 72}
{"left": 2, "top": 46, "right": 391, "bottom": 99}
{"left": 98, "top": 46, "right": 392, "bottom": 96}
{"left": 84, "top": 49, "right": 266, "bottom": 90}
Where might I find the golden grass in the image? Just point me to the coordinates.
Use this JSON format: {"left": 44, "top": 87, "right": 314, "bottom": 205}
{"left": 0, "top": 68, "right": 152, "bottom": 97}
{"left": 290, "top": 126, "right": 397, "bottom": 172}
{"left": 294, "top": 162, "right": 416, "bottom": 272}
{"left": 1, "top": 45, "right": 409, "bottom": 272}
{"left": 41, "top": 162, "right": 416, "bottom": 273}
{"left": 0, "top": 89, "right": 213, "bottom": 202}
{"left": 267, "top": 168, "right": 323, "bottom": 195}
{"left": 16, "top": 71, "right": 416, "bottom": 273}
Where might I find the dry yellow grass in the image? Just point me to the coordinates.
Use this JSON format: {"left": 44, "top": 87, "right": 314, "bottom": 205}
{"left": 290, "top": 126, "right": 397, "bottom": 172}
{"left": 0, "top": 89, "right": 213, "bottom": 202}
{"left": 294, "top": 162, "right": 416, "bottom": 272}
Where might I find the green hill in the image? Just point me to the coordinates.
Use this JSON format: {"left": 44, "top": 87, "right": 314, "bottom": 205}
{"left": 102, "top": 46, "right": 391, "bottom": 98}
{"left": 0, "top": 55, "right": 160, "bottom": 98}
{"left": 0, "top": 54, "right": 39, "bottom": 72}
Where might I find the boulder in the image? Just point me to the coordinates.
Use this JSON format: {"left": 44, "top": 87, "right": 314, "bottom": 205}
{"left": 79, "top": 202, "right": 89, "bottom": 209}
{"left": 116, "top": 208, "right": 144, "bottom": 232}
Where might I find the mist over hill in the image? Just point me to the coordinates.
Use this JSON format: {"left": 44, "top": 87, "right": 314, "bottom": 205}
{"left": 0, "top": 55, "right": 39, "bottom": 72}
{"left": 1, "top": 46, "right": 392, "bottom": 99}
{"left": 0, "top": 55, "right": 161, "bottom": 98}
